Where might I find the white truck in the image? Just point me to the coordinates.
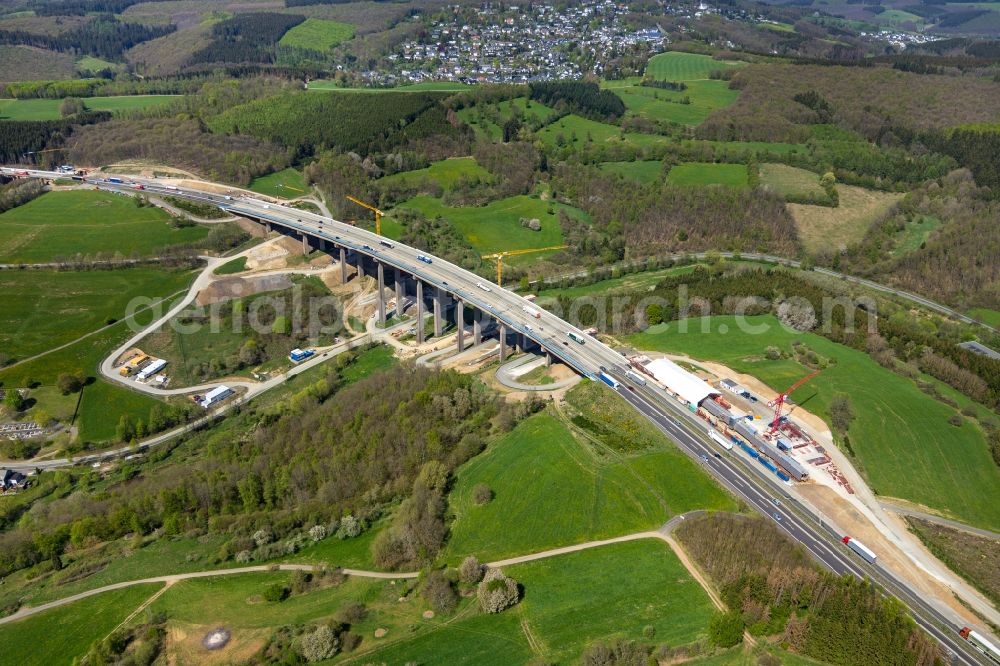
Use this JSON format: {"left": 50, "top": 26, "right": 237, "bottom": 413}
{"left": 522, "top": 305, "right": 540, "bottom": 319}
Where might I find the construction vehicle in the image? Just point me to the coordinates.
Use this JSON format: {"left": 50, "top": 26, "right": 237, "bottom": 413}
{"left": 345, "top": 195, "right": 384, "bottom": 236}
{"left": 481, "top": 245, "right": 568, "bottom": 285}
{"left": 766, "top": 369, "right": 820, "bottom": 436}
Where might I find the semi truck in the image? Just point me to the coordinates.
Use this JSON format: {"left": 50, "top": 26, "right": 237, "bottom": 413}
{"left": 842, "top": 536, "right": 877, "bottom": 564}
{"left": 625, "top": 370, "right": 647, "bottom": 386}
{"left": 959, "top": 627, "right": 1000, "bottom": 664}
{"left": 107, "top": 177, "right": 123, "bottom": 184}
{"left": 567, "top": 331, "right": 585, "bottom": 345}
{"left": 522, "top": 305, "right": 541, "bottom": 319}
{"left": 598, "top": 372, "right": 620, "bottom": 389}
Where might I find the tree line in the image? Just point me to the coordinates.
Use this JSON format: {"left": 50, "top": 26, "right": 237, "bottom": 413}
{"left": 0, "top": 112, "right": 110, "bottom": 164}
{"left": 0, "top": 17, "right": 175, "bottom": 60}
{"left": 677, "top": 513, "right": 944, "bottom": 666}
{"left": 188, "top": 13, "right": 306, "bottom": 67}
{"left": 528, "top": 80, "right": 626, "bottom": 122}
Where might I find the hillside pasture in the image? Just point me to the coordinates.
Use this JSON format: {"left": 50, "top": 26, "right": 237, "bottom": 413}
{"left": 0, "top": 95, "right": 177, "bottom": 121}
{"left": 537, "top": 113, "right": 670, "bottom": 149}
{"left": 277, "top": 17, "right": 354, "bottom": 51}
{"left": 627, "top": 314, "right": 1000, "bottom": 532}
{"left": 645, "top": 51, "right": 745, "bottom": 81}
{"left": 668, "top": 162, "right": 748, "bottom": 187}
{"left": 379, "top": 156, "right": 493, "bottom": 191}
{"left": 248, "top": 167, "right": 309, "bottom": 199}
{"left": 610, "top": 79, "right": 740, "bottom": 126}
{"left": 787, "top": 184, "right": 903, "bottom": 253}
{"left": 759, "top": 163, "right": 827, "bottom": 199}
{"left": 0, "top": 190, "right": 208, "bottom": 263}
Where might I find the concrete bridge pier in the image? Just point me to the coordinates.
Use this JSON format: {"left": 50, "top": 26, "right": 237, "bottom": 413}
{"left": 339, "top": 247, "right": 347, "bottom": 283}
{"left": 473, "top": 310, "right": 482, "bottom": 346}
{"left": 456, "top": 301, "right": 465, "bottom": 352}
{"left": 394, "top": 268, "right": 404, "bottom": 318}
{"left": 376, "top": 262, "right": 386, "bottom": 326}
{"left": 416, "top": 281, "right": 425, "bottom": 344}
{"left": 302, "top": 233, "right": 312, "bottom": 255}
{"left": 433, "top": 288, "right": 444, "bottom": 338}
{"left": 499, "top": 323, "right": 508, "bottom": 362}
{"left": 546, "top": 351, "right": 553, "bottom": 367}
{"left": 264, "top": 221, "right": 272, "bottom": 233}
{"left": 357, "top": 254, "right": 366, "bottom": 280}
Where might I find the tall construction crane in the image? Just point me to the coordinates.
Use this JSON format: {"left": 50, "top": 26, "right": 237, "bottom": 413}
{"left": 345, "top": 195, "right": 383, "bottom": 235}
{"left": 767, "top": 369, "right": 820, "bottom": 435}
{"left": 481, "top": 245, "right": 568, "bottom": 285}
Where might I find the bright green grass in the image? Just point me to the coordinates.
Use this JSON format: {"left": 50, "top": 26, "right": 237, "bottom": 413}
{"left": 760, "top": 163, "right": 826, "bottom": 199}
{"left": 969, "top": 308, "right": 1000, "bottom": 328}
{"left": 0, "top": 268, "right": 193, "bottom": 359}
{"left": 0, "top": 583, "right": 160, "bottom": 666}
{"left": 277, "top": 17, "right": 354, "bottom": 51}
{"left": 0, "top": 190, "right": 208, "bottom": 262}
{"left": 0, "top": 95, "right": 176, "bottom": 121}
{"left": 445, "top": 406, "right": 735, "bottom": 562}
{"left": 379, "top": 156, "right": 492, "bottom": 191}
{"left": 499, "top": 96, "right": 556, "bottom": 124}
{"left": 75, "top": 56, "right": 122, "bottom": 74}
{"left": 509, "top": 539, "right": 714, "bottom": 661}
{"left": 213, "top": 256, "right": 247, "bottom": 275}
{"left": 248, "top": 167, "right": 309, "bottom": 199}
{"left": 612, "top": 79, "right": 740, "bottom": 126}
{"left": 457, "top": 96, "right": 560, "bottom": 140}
{"left": 891, "top": 214, "right": 941, "bottom": 257}
{"left": 668, "top": 162, "right": 748, "bottom": 187}
{"left": 598, "top": 160, "right": 664, "bottom": 184}
{"left": 394, "top": 194, "right": 588, "bottom": 254}
{"left": 76, "top": 379, "right": 166, "bottom": 442}
{"left": 627, "top": 315, "right": 1000, "bottom": 531}
{"left": 645, "top": 51, "right": 744, "bottom": 81}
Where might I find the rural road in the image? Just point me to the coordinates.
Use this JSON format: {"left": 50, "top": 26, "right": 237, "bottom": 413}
{"left": 0, "top": 515, "right": 713, "bottom": 627}
{"left": 880, "top": 501, "right": 1000, "bottom": 541}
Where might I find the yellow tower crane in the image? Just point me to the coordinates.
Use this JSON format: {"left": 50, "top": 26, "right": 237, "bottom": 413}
{"left": 345, "top": 195, "right": 383, "bottom": 236}
{"left": 481, "top": 245, "right": 568, "bottom": 286}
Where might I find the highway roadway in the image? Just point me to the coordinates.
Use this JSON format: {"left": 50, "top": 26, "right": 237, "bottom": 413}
{"left": 2, "top": 167, "right": 995, "bottom": 664}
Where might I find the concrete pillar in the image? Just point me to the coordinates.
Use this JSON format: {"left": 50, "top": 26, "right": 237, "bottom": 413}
{"left": 265, "top": 221, "right": 272, "bottom": 233}
{"left": 456, "top": 301, "right": 465, "bottom": 352}
{"left": 394, "top": 268, "right": 404, "bottom": 318}
{"left": 499, "top": 323, "right": 508, "bottom": 362}
{"left": 433, "top": 288, "right": 443, "bottom": 338}
{"left": 339, "top": 246, "right": 347, "bottom": 283}
{"left": 416, "top": 281, "right": 425, "bottom": 344}
{"left": 473, "top": 310, "right": 482, "bottom": 346}
{"left": 546, "top": 351, "right": 553, "bottom": 367}
{"left": 377, "top": 262, "right": 386, "bottom": 327}
{"left": 302, "top": 233, "right": 312, "bottom": 255}
{"left": 357, "top": 254, "right": 365, "bottom": 280}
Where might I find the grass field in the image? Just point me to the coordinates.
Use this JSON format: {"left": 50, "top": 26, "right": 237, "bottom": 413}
{"left": 608, "top": 79, "right": 740, "bottom": 126}
{"left": 0, "top": 583, "right": 160, "bottom": 666}
{"left": 891, "top": 214, "right": 941, "bottom": 257}
{"left": 759, "top": 163, "right": 827, "bottom": 199}
{"left": 394, "top": 194, "right": 589, "bottom": 254}
{"left": 0, "top": 190, "right": 208, "bottom": 263}
{"left": 968, "top": 308, "right": 1000, "bottom": 328}
{"left": 598, "top": 160, "right": 664, "bottom": 184}
{"left": 536, "top": 113, "right": 671, "bottom": 150}
{"left": 277, "top": 17, "right": 354, "bottom": 51}
{"left": 0, "top": 268, "right": 194, "bottom": 360}
{"left": 645, "top": 51, "right": 745, "bottom": 81}
{"left": 456, "top": 96, "right": 558, "bottom": 140}
{"left": 214, "top": 256, "right": 247, "bottom": 275}
{"left": 668, "top": 162, "right": 748, "bottom": 187}
{"left": 627, "top": 315, "right": 1000, "bottom": 531}
{"left": 445, "top": 395, "right": 735, "bottom": 561}
{"left": 787, "top": 185, "right": 903, "bottom": 254}
{"left": 248, "top": 168, "right": 309, "bottom": 199}
{"left": 379, "top": 156, "right": 493, "bottom": 191}
{"left": 0, "top": 95, "right": 177, "bottom": 121}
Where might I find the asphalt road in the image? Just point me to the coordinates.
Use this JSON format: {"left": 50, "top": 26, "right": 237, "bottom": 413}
{"left": 2, "top": 167, "right": 994, "bottom": 664}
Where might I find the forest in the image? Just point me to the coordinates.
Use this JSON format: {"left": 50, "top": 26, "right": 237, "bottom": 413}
{"left": 677, "top": 513, "right": 943, "bottom": 666}
{"left": 0, "top": 361, "right": 544, "bottom": 594}
{"left": 27, "top": 0, "right": 155, "bottom": 15}
{"left": 0, "top": 18, "right": 175, "bottom": 60}
{"left": 0, "top": 112, "right": 110, "bottom": 163}
{"left": 528, "top": 81, "right": 626, "bottom": 122}
{"left": 189, "top": 13, "right": 307, "bottom": 67}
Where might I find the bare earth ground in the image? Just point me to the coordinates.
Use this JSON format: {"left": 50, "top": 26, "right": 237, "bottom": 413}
{"left": 788, "top": 185, "right": 903, "bottom": 255}
{"left": 166, "top": 622, "right": 268, "bottom": 666}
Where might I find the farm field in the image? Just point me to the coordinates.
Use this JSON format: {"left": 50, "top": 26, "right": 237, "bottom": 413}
{"left": 598, "top": 160, "right": 663, "bottom": 184}
{"left": 0, "top": 583, "right": 161, "bottom": 666}
{"left": 0, "top": 268, "right": 194, "bottom": 360}
{"left": 610, "top": 79, "right": 740, "bottom": 126}
{"left": 627, "top": 315, "right": 1000, "bottom": 531}
{"left": 645, "top": 51, "right": 745, "bottom": 80}
{"left": 759, "top": 163, "right": 827, "bottom": 199}
{"left": 669, "top": 162, "right": 748, "bottom": 187}
{"left": 0, "top": 95, "right": 177, "bottom": 121}
{"left": 787, "top": 184, "right": 903, "bottom": 254}
{"left": 277, "top": 17, "right": 354, "bottom": 51}
{"left": 0, "top": 190, "right": 208, "bottom": 263}
{"left": 248, "top": 167, "right": 309, "bottom": 199}
{"left": 379, "top": 156, "right": 493, "bottom": 191}
{"left": 444, "top": 394, "right": 735, "bottom": 562}
{"left": 393, "top": 194, "right": 589, "bottom": 254}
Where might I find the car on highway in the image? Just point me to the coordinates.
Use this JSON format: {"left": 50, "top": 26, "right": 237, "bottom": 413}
{"left": 476, "top": 281, "right": 492, "bottom": 292}
{"left": 772, "top": 513, "right": 782, "bottom": 522}
{"left": 362, "top": 244, "right": 374, "bottom": 251}
{"left": 380, "top": 240, "right": 393, "bottom": 248}
{"left": 772, "top": 498, "right": 781, "bottom": 506}
{"left": 699, "top": 454, "right": 709, "bottom": 462}
{"left": 713, "top": 452, "right": 722, "bottom": 459}
{"left": 417, "top": 255, "right": 433, "bottom": 264}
